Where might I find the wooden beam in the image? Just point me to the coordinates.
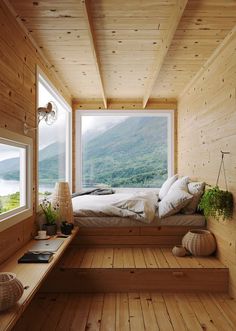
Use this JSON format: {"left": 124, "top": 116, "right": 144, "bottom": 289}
{"left": 81, "top": 0, "right": 107, "bottom": 109}
{"left": 72, "top": 98, "right": 177, "bottom": 110}
{"left": 142, "top": 0, "right": 188, "bottom": 109}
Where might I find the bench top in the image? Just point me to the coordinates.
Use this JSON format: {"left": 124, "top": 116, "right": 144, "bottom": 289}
{"left": 0, "top": 227, "right": 79, "bottom": 331}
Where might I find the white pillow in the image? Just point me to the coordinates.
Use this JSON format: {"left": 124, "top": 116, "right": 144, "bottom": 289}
{"left": 159, "top": 174, "right": 178, "bottom": 200}
{"left": 158, "top": 177, "right": 193, "bottom": 218}
{"left": 181, "top": 181, "right": 205, "bottom": 214}
{"left": 168, "top": 176, "right": 189, "bottom": 193}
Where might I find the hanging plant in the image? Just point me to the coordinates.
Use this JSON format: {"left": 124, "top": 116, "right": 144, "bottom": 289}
{"left": 199, "top": 151, "right": 234, "bottom": 221}
{"left": 199, "top": 186, "right": 233, "bottom": 220}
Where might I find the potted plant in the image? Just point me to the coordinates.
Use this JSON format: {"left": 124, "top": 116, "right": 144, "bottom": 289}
{"left": 199, "top": 186, "right": 233, "bottom": 221}
{"left": 40, "top": 199, "right": 59, "bottom": 235}
{"left": 60, "top": 221, "right": 74, "bottom": 235}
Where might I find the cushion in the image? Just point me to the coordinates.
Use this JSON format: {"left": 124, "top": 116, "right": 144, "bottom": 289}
{"left": 181, "top": 181, "right": 205, "bottom": 214}
{"left": 158, "top": 176, "right": 193, "bottom": 218}
{"left": 159, "top": 174, "right": 178, "bottom": 200}
{"left": 168, "top": 176, "right": 189, "bottom": 193}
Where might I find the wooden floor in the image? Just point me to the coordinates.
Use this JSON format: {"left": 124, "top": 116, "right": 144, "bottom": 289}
{"left": 62, "top": 247, "right": 226, "bottom": 269}
{"left": 13, "top": 292, "right": 236, "bottom": 331}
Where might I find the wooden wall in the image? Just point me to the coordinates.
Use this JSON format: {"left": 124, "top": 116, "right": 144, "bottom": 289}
{"left": 0, "top": 1, "right": 71, "bottom": 264}
{"left": 178, "top": 26, "right": 236, "bottom": 296}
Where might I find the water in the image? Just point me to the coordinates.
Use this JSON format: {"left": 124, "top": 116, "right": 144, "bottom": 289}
{"left": 0, "top": 179, "right": 20, "bottom": 195}
{"left": 0, "top": 179, "right": 54, "bottom": 196}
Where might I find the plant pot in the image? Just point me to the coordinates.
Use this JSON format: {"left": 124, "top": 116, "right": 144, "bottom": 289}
{"left": 60, "top": 226, "right": 71, "bottom": 235}
{"left": 42, "top": 224, "right": 57, "bottom": 236}
{"left": 182, "top": 229, "right": 216, "bottom": 256}
{"left": 61, "top": 222, "right": 73, "bottom": 235}
{"left": 0, "top": 272, "right": 24, "bottom": 311}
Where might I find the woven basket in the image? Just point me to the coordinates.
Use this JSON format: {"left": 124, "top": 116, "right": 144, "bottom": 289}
{"left": 0, "top": 272, "right": 24, "bottom": 311}
{"left": 182, "top": 229, "right": 216, "bottom": 256}
{"left": 52, "top": 182, "right": 73, "bottom": 226}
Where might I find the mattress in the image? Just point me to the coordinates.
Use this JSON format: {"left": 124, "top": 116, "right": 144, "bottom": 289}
{"left": 74, "top": 213, "right": 206, "bottom": 228}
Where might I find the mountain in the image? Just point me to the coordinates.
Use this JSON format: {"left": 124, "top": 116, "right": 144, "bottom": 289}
{"left": 0, "top": 117, "right": 168, "bottom": 188}
{"left": 0, "top": 142, "right": 65, "bottom": 183}
{"left": 39, "top": 142, "right": 65, "bottom": 161}
{"left": 82, "top": 116, "right": 168, "bottom": 188}
{"left": 0, "top": 157, "right": 20, "bottom": 177}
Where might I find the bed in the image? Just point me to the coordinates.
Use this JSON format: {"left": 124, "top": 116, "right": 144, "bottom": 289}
{"left": 72, "top": 192, "right": 206, "bottom": 228}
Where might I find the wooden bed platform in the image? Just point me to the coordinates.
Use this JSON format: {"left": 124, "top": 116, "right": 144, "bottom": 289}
{"left": 74, "top": 225, "right": 205, "bottom": 247}
{"left": 42, "top": 246, "right": 228, "bottom": 293}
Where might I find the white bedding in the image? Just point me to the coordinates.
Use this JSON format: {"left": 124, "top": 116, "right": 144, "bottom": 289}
{"left": 72, "top": 192, "right": 158, "bottom": 224}
{"left": 72, "top": 192, "right": 205, "bottom": 227}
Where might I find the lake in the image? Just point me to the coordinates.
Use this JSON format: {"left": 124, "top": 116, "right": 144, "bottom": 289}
{"left": 0, "top": 179, "right": 54, "bottom": 196}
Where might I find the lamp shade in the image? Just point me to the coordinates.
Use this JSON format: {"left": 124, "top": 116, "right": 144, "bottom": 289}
{"left": 52, "top": 182, "right": 74, "bottom": 224}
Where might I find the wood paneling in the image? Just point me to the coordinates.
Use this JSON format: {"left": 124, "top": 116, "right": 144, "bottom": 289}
{"left": 151, "top": 0, "right": 236, "bottom": 98}
{"left": 178, "top": 26, "right": 236, "bottom": 296}
{"left": 8, "top": 0, "right": 236, "bottom": 101}
{"left": 0, "top": 1, "right": 71, "bottom": 263}
{"left": 13, "top": 292, "right": 236, "bottom": 331}
{"left": 142, "top": 0, "right": 188, "bottom": 108}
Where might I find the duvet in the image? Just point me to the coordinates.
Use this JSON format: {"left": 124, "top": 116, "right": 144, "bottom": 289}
{"left": 72, "top": 192, "right": 158, "bottom": 224}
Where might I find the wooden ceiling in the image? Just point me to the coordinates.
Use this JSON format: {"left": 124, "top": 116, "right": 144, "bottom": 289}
{"left": 8, "top": 0, "right": 236, "bottom": 107}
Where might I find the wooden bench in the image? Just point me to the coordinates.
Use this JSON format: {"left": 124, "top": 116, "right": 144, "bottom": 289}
{"left": 0, "top": 227, "right": 79, "bottom": 331}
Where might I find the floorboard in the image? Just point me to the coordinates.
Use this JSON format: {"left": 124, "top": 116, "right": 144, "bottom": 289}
{"left": 61, "top": 246, "right": 226, "bottom": 269}
{"left": 13, "top": 292, "right": 236, "bottom": 331}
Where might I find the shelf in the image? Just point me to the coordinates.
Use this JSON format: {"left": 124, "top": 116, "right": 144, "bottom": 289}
{"left": 0, "top": 227, "right": 79, "bottom": 331}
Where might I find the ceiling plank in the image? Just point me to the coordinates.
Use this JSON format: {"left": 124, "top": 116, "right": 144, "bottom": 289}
{"left": 142, "top": 0, "right": 188, "bottom": 108}
{"left": 81, "top": 0, "right": 107, "bottom": 108}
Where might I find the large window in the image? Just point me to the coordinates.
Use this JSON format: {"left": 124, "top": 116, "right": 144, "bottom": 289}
{"left": 76, "top": 111, "right": 174, "bottom": 190}
{"left": 0, "top": 129, "right": 32, "bottom": 230}
{"left": 38, "top": 73, "right": 71, "bottom": 199}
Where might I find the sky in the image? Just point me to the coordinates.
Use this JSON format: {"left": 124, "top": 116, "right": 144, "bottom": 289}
{"left": 0, "top": 81, "right": 128, "bottom": 162}
{"left": 82, "top": 115, "right": 128, "bottom": 135}
{"left": 38, "top": 81, "right": 68, "bottom": 150}
{"left": 0, "top": 144, "right": 21, "bottom": 162}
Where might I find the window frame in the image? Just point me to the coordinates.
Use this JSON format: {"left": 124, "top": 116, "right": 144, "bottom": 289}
{"left": 36, "top": 68, "right": 72, "bottom": 205}
{"left": 0, "top": 128, "right": 33, "bottom": 232}
{"left": 75, "top": 109, "right": 175, "bottom": 192}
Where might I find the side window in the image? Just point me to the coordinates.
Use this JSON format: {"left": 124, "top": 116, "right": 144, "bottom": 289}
{"left": 0, "top": 129, "right": 33, "bottom": 230}
{"left": 37, "top": 73, "right": 72, "bottom": 200}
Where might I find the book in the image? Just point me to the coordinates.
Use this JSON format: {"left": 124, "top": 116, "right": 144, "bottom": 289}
{"left": 18, "top": 252, "right": 54, "bottom": 263}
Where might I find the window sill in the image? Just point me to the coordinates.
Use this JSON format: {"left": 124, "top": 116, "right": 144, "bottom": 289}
{"left": 0, "top": 208, "right": 33, "bottom": 232}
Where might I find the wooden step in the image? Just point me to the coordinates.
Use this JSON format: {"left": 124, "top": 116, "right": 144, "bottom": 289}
{"left": 74, "top": 225, "right": 206, "bottom": 247}
{"left": 42, "top": 247, "right": 228, "bottom": 293}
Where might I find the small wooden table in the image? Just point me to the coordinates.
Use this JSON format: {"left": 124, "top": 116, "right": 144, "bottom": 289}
{"left": 0, "top": 227, "right": 79, "bottom": 331}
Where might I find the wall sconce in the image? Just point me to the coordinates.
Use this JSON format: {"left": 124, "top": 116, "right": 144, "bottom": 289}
{"left": 24, "top": 101, "right": 58, "bottom": 134}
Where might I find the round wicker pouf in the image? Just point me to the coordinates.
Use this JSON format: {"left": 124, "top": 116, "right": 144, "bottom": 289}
{"left": 0, "top": 272, "right": 24, "bottom": 311}
{"left": 182, "top": 229, "right": 216, "bottom": 256}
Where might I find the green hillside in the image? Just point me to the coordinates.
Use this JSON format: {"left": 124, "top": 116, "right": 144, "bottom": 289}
{"left": 82, "top": 116, "right": 168, "bottom": 188}
{"left": 0, "top": 117, "right": 168, "bottom": 189}
{"left": 0, "top": 142, "right": 65, "bottom": 184}
{"left": 0, "top": 157, "right": 20, "bottom": 178}
{"left": 38, "top": 153, "right": 65, "bottom": 183}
